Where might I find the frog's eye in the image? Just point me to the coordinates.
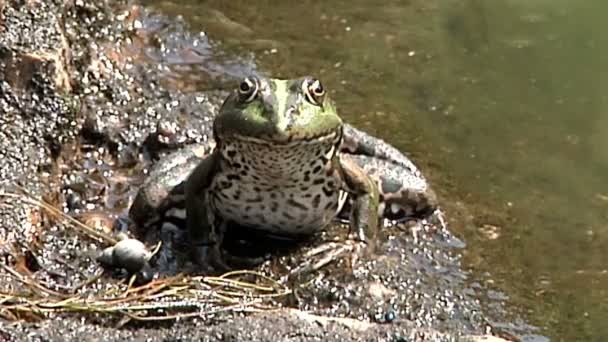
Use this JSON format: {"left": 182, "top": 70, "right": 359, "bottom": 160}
{"left": 238, "top": 76, "right": 259, "bottom": 103}
{"left": 302, "top": 78, "right": 325, "bottom": 106}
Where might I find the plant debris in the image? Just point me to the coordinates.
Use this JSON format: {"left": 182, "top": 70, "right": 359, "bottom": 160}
{"left": 0, "top": 188, "right": 290, "bottom": 323}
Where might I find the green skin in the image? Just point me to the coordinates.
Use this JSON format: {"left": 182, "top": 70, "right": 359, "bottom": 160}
{"left": 180, "top": 76, "right": 438, "bottom": 270}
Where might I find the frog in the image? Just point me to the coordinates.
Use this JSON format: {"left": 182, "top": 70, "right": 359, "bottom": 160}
{"left": 129, "top": 75, "right": 439, "bottom": 273}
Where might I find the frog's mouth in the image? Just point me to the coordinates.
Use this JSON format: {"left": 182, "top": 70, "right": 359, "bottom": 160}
{"left": 229, "top": 127, "right": 341, "bottom": 146}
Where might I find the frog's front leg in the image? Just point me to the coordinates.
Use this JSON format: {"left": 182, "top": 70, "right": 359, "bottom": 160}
{"left": 341, "top": 124, "right": 438, "bottom": 221}
{"left": 289, "top": 158, "right": 380, "bottom": 277}
{"left": 185, "top": 150, "right": 228, "bottom": 271}
{"left": 340, "top": 156, "right": 381, "bottom": 250}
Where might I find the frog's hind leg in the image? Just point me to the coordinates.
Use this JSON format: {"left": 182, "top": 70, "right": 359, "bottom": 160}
{"left": 341, "top": 124, "right": 425, "bottom": 177}
{"left": 339, "top": 123, "right": 439, "bottom": 222}
{"left": 341, "top": 154, "right": 438, "bottom": 222}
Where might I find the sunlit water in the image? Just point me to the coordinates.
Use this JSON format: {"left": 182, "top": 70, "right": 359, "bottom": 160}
{"left": 144, "top": 0, "right": 608, "bottom": 339}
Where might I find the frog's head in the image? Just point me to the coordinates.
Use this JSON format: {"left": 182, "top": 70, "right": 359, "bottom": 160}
{"left": 214, "top": 76, "right": 342, "bottom": 143}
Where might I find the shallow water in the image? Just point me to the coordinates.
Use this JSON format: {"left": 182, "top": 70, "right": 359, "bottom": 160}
{"left": 144, "top": 0, "right": 608, "bottom": 339}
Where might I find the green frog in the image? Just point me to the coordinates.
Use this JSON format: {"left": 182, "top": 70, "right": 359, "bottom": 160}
{"left": 130, "top": 75, "right": 438, "bottom": 272}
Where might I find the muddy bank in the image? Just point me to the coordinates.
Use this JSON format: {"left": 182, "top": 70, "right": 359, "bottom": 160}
{"left": 0, "top": 0, "right": 513, "bottom": 341}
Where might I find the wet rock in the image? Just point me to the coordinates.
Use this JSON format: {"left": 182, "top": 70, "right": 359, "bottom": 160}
{"left": 0, "top": 1, "right": 80, "bottom": 253}
{"left": 64, "top": 188, "right": 85, "bottom": 211}
{"left": 0, "top": 0, "right": 228, "bottom": 303}
{"left": 1, "top": 47, "right": 72, "bottom": 93}
{"left": 0, "top": 0, "right": 72, "bottom": 93}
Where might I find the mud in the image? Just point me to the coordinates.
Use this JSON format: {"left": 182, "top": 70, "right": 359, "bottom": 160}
{"left": 0, "top": 0, "right": 514, "bottom": 341}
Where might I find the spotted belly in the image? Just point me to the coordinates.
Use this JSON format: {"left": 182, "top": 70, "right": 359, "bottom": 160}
{"left": 209, "top": 179, "right": 348, "bottom": 236}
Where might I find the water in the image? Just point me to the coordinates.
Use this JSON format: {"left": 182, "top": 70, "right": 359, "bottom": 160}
{"left": 144, "top": 0, "right": 608, "bottom": 339}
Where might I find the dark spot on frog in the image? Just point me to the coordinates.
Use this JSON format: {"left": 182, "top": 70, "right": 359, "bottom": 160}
{"left": 304, "top": 171, "right": 311, "bottom": 182}
{"left": 324, "top": 200, "right": 337, "bottom": 211}
{"left": 381, "top": 178, "right": 403, "bottom": 195}
{"left": 312, "top": 194, "right": 321, "bottom": 209}
{"left": 270, "top": 202, "right": 279, "bottom": 212}
{"left": 312, "top": 165, "right": 322, "bottom": 174}
{"left": 282, "top": 211, "right": 295, "bottom": 220}
{"left": 355, "top": 142, "right": 376, "bottom": 156}
{"left": 287, "top": 198, "right": 308, "bottom": 211}
{"left": 313, "top": 178, "right": 324, "bottom": 185}
{"left": 227, "top": 150, "right": 237, "bottom": 158}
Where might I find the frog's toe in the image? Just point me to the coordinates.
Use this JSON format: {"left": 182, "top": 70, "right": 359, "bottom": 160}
{"left": 223, "top": 253, "right": 266, "bottom": 269}
{"left": 289, "top": 240, "right": 367, "bottom": 277}
{"left": 192, "top": 243, "right": 231, "bottom": 274}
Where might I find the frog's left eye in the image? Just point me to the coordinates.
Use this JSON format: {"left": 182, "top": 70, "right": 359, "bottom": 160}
{"left": 302, "top": 78, "right": 325, "bottom": 106}
{"left": 238, "top": 76, "right": 260, "bottom": 103}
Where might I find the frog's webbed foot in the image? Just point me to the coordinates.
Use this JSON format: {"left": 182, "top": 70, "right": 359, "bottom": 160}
{"left": 223, "top": 253, "right": 266, "bottom": 269}
{"left": 191, "top": 231, "right": 267, "bottom": 273}
{"left": 192, "top": 244, "right": 266, "bottom": 273}
{"left": 290, "top": 154, "right": 380, "bottom": 277}
{"left": 288, "top": 239, "right": 368, "bottom": 277}
{"left": 191, "top": 242, "right": 231, "bottom": 274}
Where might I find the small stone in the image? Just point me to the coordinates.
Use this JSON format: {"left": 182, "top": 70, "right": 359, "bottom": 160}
{"left": 97, "top": 238, "right": 151, "bottom": 273}
{"left": 384, "top": 309, "right": 397, "bottom": 322}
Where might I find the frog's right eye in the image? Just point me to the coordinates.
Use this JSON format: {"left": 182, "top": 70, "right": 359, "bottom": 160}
{"left": 302, "top": 78, "right": 325, "bottom": 106}
{"left": 238, "top": 76, "right": 260, "bottom": 103}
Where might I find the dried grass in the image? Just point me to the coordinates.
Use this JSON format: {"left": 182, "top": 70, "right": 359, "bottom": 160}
{"left": 0, "top": 186, "right": 290, "bottom": 323}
